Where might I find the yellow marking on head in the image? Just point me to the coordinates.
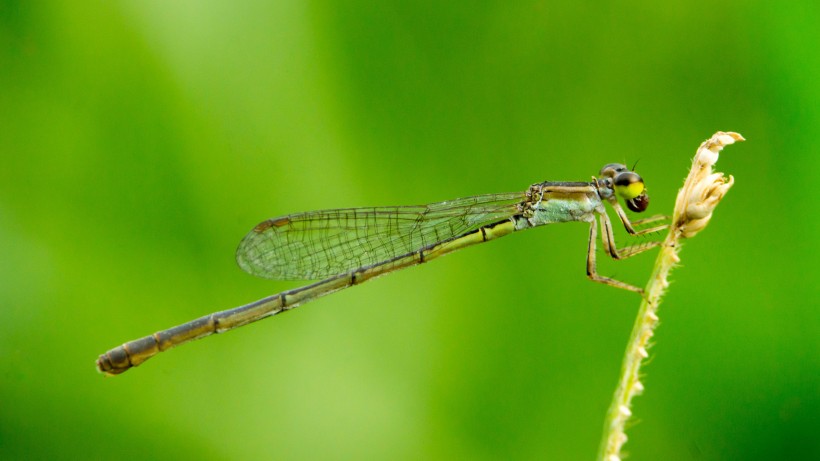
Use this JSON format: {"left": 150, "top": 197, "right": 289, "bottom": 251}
{"left": 616, "top": 181, "right": 645, "bottom": 200}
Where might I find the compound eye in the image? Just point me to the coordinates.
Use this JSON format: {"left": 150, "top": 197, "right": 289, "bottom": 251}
{"left": 599, "top": 163, "right": 628, "bottom": 178}
{"left": 613, "top": 172, "right": 644, "bottom": 200}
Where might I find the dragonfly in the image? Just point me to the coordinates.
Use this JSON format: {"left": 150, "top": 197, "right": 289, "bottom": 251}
{"left": 97, "top": 163, "right": 668, "bottom": 375}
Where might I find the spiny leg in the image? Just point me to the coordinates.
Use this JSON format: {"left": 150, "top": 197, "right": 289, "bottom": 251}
{"left": 599, "top": 212, "right": 663, "bottom": 260}
{"left": 611, "top": 240, "right": 662, "bottom": 259}
{"left": 608, "top": 199, "right": 669, "bottom": 236}
{"left": 631, "top": 214, "right": 668, "bottom": 227}
{"left": 586, "top": 218, "right": 644, "bottom": 294}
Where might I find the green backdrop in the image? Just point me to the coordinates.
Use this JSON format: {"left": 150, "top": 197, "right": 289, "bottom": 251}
{"left": 1, "top": 1, "right": 817, "bottom": 460}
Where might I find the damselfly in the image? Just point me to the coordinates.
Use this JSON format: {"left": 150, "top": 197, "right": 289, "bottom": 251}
{"left": 97, "top": 163, "right": 667, "bottom": 375}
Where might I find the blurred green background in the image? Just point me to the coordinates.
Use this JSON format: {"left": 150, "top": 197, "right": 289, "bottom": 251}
{"left": 1, "top": 1, "right": 817, "bottom": 460}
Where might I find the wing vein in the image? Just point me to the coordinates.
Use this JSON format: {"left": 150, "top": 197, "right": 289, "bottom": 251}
{"left": 235, "top": 192, "right": 524, "bottom": 280}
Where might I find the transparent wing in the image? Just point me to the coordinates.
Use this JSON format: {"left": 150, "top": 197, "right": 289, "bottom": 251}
{"left": 236, "top": 192, "right": 524, "bottom": 280}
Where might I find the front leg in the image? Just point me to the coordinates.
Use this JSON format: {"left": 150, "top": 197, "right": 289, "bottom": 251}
{"left": 608, "top": 197, "right": 668, "bottom": 236}
{"left": 599, "top": 212, "right": 662, "bottom": 261}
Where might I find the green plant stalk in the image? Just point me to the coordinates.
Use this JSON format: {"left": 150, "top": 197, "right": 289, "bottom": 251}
{"left": 597, "top": 131, "right": 744, "bottom": 461}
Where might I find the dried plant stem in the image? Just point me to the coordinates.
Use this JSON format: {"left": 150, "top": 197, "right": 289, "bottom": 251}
{"left": 597, "top": 132, "right": 744, "bottom": 461}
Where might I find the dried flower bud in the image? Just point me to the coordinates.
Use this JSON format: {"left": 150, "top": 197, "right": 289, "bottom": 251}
{"left": 674, "top": 131, "right": 743, "bottom": 238}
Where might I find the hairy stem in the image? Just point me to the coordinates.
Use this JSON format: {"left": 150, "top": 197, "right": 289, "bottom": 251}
{"left": 597, "top": 131, "right": 744, "bottom": 461}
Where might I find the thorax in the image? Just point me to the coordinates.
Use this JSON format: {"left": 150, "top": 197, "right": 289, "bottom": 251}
{"left": 516, "top": 181, "right": 602, "bottom": 228}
